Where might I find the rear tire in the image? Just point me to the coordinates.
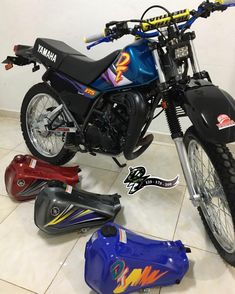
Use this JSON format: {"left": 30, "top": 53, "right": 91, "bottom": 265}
{"left": 184, "top": 126, "right": 235, "bottom": 266}
{"left": 21, "top": 83, "right": 76, "bottom": 165}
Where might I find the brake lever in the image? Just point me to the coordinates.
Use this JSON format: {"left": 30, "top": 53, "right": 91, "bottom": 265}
{"left": 86, "top": 35, "right": 115, "bottom": 50}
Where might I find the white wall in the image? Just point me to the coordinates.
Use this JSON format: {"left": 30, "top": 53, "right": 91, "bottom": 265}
{"left": 0, "top": 0, "right": 234, "bottom": 133}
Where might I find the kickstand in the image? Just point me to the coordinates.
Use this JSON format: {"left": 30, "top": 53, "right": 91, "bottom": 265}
{"left": 112, "top": 157, "right": 127, "bottom": 168}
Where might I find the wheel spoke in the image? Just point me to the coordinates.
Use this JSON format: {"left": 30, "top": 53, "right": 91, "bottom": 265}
{"left": 26, "top": 93, "right": 66, "bottom": 158}
{"left": 188, "top": 139, "right": 235, "bottom": 253}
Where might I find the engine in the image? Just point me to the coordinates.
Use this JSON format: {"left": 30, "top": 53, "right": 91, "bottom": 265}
{"left": 85, "top": 97, "right": 129, "bottom": 155}
{"left": 85, "top": 90, "right": 156, "bottom": 160}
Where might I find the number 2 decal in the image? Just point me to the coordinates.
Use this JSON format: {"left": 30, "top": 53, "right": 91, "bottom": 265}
{"left": 115, "top": 52, "right": 131, "bottom": 83}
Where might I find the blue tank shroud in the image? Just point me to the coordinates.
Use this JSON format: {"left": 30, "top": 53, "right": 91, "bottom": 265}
{"left": 91, "top": 39, "right": 158, "bottom": 91}
{"left": 85, "top": 223, "right": 190, "bottom": 294}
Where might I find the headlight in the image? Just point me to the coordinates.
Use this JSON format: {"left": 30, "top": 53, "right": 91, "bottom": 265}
{"left": 175, "top": 46, "right": 189, "bottom": 60}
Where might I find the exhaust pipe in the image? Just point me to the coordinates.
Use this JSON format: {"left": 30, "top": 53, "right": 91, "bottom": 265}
{"left": 123, "top": 91, "right": 153, "bottom": 160}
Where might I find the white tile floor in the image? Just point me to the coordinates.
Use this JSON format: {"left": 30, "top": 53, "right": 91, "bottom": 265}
{"left": 0, "top": 117, "right": 234, "bottom": 294}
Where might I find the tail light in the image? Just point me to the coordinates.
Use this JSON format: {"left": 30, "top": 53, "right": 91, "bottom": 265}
{"left": 13, "top": 45, "right": 18, "bottom": 53}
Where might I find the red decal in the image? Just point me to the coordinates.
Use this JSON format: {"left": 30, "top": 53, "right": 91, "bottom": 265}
{"left": 115, "top": 52, "right": 131, "bottom": 83}
{"left": 216, "top": 114, "right": 235, "bottom": 130}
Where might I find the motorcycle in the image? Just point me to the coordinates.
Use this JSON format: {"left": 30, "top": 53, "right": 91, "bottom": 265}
{"left": 2, "top": 0, "right": 235, "bottom": 266}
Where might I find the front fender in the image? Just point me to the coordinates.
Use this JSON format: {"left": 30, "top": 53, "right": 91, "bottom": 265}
{"left": 183, "top": 79, "right": 235, "bottom": 144}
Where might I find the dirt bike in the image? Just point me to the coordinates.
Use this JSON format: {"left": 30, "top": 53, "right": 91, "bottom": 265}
{"left": 3, "top": 0, "right": 235, "bottom": 266}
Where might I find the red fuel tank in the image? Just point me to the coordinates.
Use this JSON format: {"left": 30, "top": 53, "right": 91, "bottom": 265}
{"left": 5, "top": 154, "right": 80, "bottom": 201}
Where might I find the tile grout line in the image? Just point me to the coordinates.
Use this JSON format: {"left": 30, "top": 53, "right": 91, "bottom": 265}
{"left": 151, "top": 141, "right": 174, "bottom": 147}
{"left": 0, "top": 204, "right": 19, "bottom": 225}
{"left": 44, "top": 237, "right": 81, "bottom": 294}
{"left": 183, "top": 243, "right": 218, "bottom": 255}
{"left": 0, "top": 278, "right": 38, "bottom": 293}
{"left": 132, "top": 229, "right": 167, "bottom": 241}
{"left": 12, "top": 142, "right": 26, "bottom": 153}
{"left": 80, "top": 162, "right": 125, "bottom": 174}
{"left": 0, "top": 148, "right": 14, "bottom": 162}
{"left": 0, "top": 147, "right": 14, "bottom": 152}
{"left": 107, "top": 169, "right": 122, "bottom": 194}
{"left": 172, "top": 186, "right": 187, "bottom": 241}
{"left": 170, "top": 188, "right": 219, "bottom": 255}
{"left": 0, "top": 194, "right": 9, "bottom": 197}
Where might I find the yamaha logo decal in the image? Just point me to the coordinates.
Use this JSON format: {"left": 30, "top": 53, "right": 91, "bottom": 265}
{"left": 51, "top": 207, "right": 60, "bottom": 217}
{"left": 38, "top": 44, "right": 57, "bottom": 63}
{"left": 17, "top": 179, "right": 25, "bottom": 187}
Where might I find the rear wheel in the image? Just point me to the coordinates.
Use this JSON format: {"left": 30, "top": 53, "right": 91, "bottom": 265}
{"left": 21, "top": 83, "right": 76, "bottom": 165}
{"left": 184, "top": 126, "right": 235, "bottom": 266}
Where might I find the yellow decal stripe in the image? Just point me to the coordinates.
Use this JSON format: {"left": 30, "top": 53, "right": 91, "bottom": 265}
{"left": 71, "top": 209, "right": 92, "bottom": 220}
{"left": 142, "top": 9, "right": 190, "bottom": 31}
{"left": 45, "top": 208, "right": 76, "bottom": 227}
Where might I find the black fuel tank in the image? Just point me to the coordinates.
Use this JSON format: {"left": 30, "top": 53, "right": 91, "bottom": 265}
{"left": 34, "top": 181, "right": 121, "bottom": 234}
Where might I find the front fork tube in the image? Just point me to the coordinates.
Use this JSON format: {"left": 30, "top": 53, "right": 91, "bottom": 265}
{"left": 173, "top": 137, "right": 201, "bottom": 207}
{"left": 164, "top": 97, "right": 201, "bottom": 207}
{"left": 153, "top": 46, "right": 201, "bottom": 206}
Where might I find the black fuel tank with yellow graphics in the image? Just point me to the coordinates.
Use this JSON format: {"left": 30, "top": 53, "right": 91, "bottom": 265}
{"left": 34, "top": 181, "right": 121, "bottom": 234}
{"left": 183, "top": 79, "right": 235, "bottom": 144}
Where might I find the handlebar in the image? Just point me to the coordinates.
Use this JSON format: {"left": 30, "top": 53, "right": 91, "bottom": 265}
{"left": 84, "top": 32, "right": 105, "bottom": 43}
{"left": 216, "top": 0, "right": 235, "bottom": 5}
{"left": 85, "top": 1, "right": 235, "bottom": 50}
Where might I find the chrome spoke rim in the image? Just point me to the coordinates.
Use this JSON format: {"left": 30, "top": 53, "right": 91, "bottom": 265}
{"left": 26, "top": 93, "right": 66, "bottom": 157}
{"left": 188, "top": 140, "right": 235, "bottom": 253}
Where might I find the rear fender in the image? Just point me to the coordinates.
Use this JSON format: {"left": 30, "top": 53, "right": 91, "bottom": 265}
{"left": 2, "top": 45, "right": 40, "bottom": 69}
{"left": 2, "top": 55, "right": 32, "bottom": 66}
{"left": 183, "top": 79, "right": 235, "bottom": 144}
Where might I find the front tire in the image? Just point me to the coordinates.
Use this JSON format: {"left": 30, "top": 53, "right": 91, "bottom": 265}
{"left": 21, "top": 83, "right": 76, "bottom": 165}
{"left": 184, "top": 126, "right": 235, "bottom": 266}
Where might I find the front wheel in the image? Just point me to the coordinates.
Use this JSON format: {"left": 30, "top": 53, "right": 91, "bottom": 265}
{"left": 21, "top": 83, "right": 76, "bottom": 165}
{"left": 184, "top": 126, "right": 235, "bottom": 266}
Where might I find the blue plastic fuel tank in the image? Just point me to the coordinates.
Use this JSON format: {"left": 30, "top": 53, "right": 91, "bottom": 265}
{"left": 85, "top": 223, "right": 190, "bottom": 294}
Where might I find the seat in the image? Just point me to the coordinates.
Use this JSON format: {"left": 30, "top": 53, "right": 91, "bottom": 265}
{"left": 34, "top": 38, "right": 85, "bottom": 59}
{"left": 33, "top": 38, "right": 120, "bottom": 85}
{"left": 58, "top": 51, "right": 120, "bottom": 85}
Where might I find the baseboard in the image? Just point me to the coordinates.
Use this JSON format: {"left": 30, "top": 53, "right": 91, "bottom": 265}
{"left": 228, "top": 143, "right": 235, "bottom": 154}
{"left": 149, "top": 131, "right": 235, "bottom": 153}
{"left": 0, "top": 109, "right": 20, "bottom": 119}
{"left": 0, "top": 109, "right": 234, "bottom": 153}
{"left": 149, "top": 131, "right": 173, "bottom": 145}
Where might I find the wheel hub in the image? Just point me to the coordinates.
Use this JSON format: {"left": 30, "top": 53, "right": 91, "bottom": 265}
{"left": 26, "top": 93, "right": 67, "bottom": 158}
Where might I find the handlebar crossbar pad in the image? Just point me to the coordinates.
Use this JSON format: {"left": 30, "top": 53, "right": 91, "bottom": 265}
{"left": 142, "top": 9, "right": 190, "bottom": 31}
{"left": 215, "top": 0, "right": 235, "bottom": 4}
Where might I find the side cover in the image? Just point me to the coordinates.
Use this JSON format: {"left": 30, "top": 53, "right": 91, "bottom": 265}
{"left": 5, "top": 155, "right": 80, "bottom": 201}
{"left": 34, "top": 181, "right": 121, "bottom": 234}
{"left": 85, "top": 223, "right": 189, "bottom": 294}
{"left": 183, "top": 79, "right": 235, "bottom": 144}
